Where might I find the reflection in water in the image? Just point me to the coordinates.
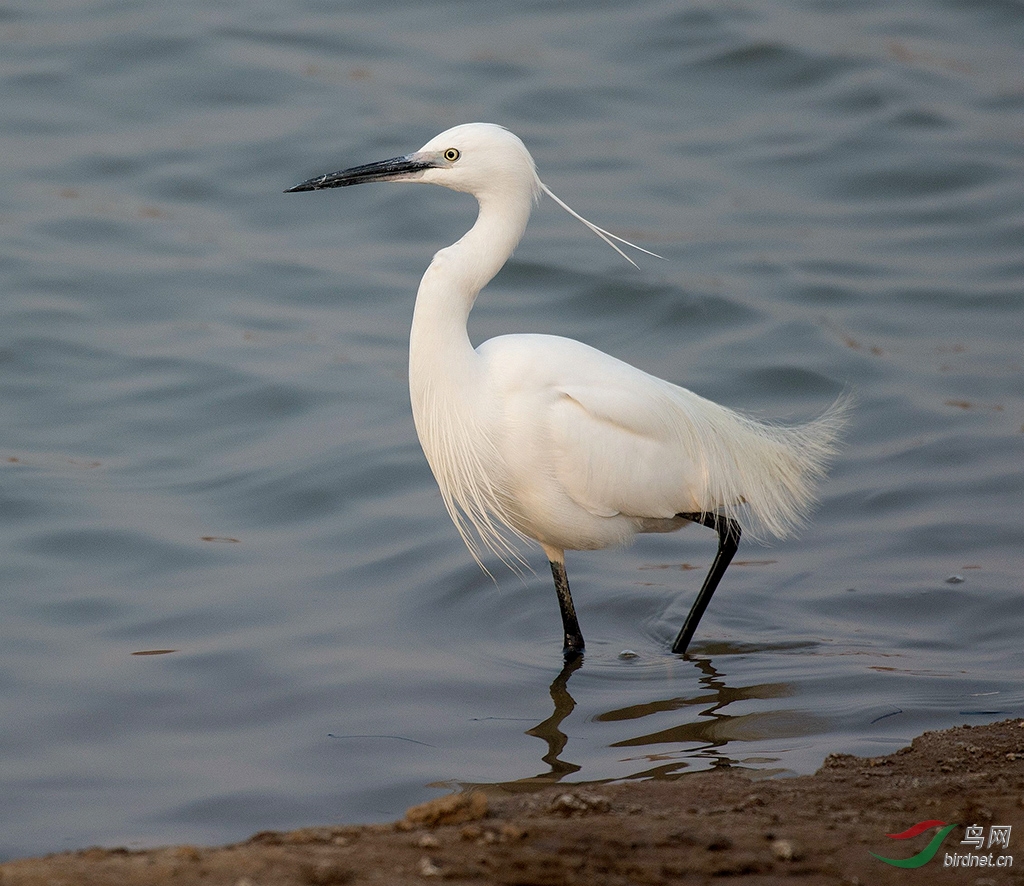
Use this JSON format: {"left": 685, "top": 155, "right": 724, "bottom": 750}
{"left": 600, "top": 655, "right": 822, "bottom": 779}
{"left": 517, "top": 652, "right": 827, "bottom": 785}
{"left": 523, "top": 655, "right": 584, "bottom": 781}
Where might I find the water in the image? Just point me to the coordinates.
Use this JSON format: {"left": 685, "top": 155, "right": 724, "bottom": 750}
{"left": 2, "top": 0, "right": 1022, "bottom": 860}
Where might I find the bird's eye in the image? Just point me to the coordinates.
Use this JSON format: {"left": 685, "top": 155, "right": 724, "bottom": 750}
{"left": 443, "top": 148, "right": 461, "bottom": 162}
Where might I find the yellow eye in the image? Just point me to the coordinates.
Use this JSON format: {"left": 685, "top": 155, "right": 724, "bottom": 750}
{"left": 443, "top": 148, "right": 460, "bottom": 162}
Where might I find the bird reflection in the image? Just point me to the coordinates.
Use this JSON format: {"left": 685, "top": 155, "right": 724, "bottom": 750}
{"left": 523, "top": 655, "right": 584, "bottom": 781}
{"left": 517, "top": 645, "right": 821, "bottom": 784}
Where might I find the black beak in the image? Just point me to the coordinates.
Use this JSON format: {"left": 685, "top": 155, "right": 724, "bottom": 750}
{"left": 285, "top": 154, "right": 436, "bottom": 193}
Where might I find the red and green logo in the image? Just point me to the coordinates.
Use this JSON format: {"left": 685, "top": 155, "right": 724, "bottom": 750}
{"left": 871, "top": 820, "right": 959, "bottom": 868}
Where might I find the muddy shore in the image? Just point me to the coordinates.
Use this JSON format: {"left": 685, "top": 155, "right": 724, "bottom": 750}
{"left": 2, "top": 718, "right": 1022, "bottom": 885}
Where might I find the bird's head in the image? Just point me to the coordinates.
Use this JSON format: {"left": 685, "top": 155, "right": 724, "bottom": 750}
{"left": 285, "top": 122, "right": 541, "bottom": 204}
{"left": 287, "top": 123, "right": 660, "bottom": 266}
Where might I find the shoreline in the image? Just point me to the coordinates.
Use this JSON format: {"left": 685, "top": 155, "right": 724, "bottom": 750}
{"left": 2, "top": 718, "right": 1022, "bottom": 885}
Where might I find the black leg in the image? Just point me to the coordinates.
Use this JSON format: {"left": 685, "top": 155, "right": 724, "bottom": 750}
{"left": 549, "top": 560, "right": 585, "bottom": 659}
{"left": 671, "top": 512, "right": 742, "bottom": 654}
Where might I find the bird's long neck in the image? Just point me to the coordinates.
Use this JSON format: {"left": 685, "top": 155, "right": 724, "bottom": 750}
{"left": 409, "top": 192, "right": 533, "bottom": 390}
{"left": 407, "top": 189, "right": 536, "bottom": 565}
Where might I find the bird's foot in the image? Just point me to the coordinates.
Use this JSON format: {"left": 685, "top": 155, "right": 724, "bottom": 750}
{"left": 562, "top": 636, "right": 585, "bottom": 662}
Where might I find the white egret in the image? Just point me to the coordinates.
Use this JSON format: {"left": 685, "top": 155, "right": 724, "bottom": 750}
{"left": 287, "top": 123, "right": 845, "bottom": 658}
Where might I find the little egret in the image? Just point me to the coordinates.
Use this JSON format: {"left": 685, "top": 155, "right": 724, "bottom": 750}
{"left": 287, "top": 123, "right": 845, "bottom": 658}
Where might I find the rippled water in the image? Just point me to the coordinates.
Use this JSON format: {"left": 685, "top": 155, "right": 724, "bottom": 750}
{"left": 1, "top": 0, "right": 1022, "bottom": 860}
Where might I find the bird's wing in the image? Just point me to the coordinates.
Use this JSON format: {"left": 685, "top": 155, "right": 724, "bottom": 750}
{"left": 547, "top": 371, "right": 709, "bottom": 520}
{"left": 483, "top": 334, "right": 714, "bottom": 520}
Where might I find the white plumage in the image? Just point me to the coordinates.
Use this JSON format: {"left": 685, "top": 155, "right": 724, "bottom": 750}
{"left": 288, "top": 122, "right": 845, "bottom": 658}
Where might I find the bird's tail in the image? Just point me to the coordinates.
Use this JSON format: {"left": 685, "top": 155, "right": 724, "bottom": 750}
{"left": 691, "top": 394, "right": 851, "bottom": 541}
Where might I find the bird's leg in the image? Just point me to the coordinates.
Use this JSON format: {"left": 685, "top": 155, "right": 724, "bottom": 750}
{"left": 549, "top": 559, "right": 585, "bottom": 659}
{"left": 671, "top": 512, "right": 742, "bottom": 654}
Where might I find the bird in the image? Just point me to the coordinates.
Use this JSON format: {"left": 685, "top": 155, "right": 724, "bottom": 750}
{"left": 287, "top": 122, "right": 845, "bottom": 659}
